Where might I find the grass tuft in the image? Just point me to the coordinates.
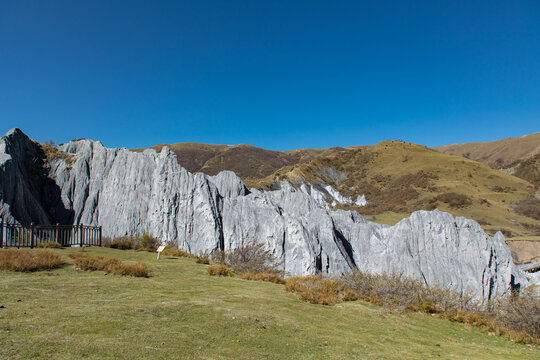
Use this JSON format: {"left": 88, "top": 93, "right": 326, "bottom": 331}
{"left": 68, "top": 253, "right": 150, "bottom": 277}
{"left": 161, "top": 246, "right": 198, "bottom": 258}
{"left": 0, "top": 249, "right": 64, "bottom": 272}
{"left": 207, "top": 264, "right": 234, "bottom": 277}
{"left": 195, "top": 256, "right": 210, "bottom": 264}
{"left": 238, "top": 272, "right": 285, "bottom": 284}
{"left": 36, "top": 241, "right": 62, "bottom": 248}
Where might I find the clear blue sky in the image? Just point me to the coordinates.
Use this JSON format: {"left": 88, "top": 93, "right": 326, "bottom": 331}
{"left": 1, "top": 1, "right": 539, "bottom": 150}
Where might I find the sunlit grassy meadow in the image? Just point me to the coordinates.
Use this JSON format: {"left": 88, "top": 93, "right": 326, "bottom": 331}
{"left": 0, "top": 247, "right": 537, "bottom": 359}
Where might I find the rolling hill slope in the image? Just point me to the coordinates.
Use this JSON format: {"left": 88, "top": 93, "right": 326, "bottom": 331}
{"left": 435, "top": 132, "right": 540, "bottom": 168}
{"left": 134, "top": 142, "right": 347, "bottom": 179}
{"left": 250, "top": 141, "right": 539, "bottom": 238}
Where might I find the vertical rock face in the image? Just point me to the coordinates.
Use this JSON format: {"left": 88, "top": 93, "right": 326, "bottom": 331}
{"left": 0, "top": 128, "right": 528, "bottom": 300}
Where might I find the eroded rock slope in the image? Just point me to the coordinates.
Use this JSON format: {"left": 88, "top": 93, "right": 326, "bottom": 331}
{"left": 0, "top": 128, "right": 528, "bottom": 299}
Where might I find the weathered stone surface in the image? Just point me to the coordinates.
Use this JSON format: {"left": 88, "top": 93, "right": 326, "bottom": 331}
{"left": 0, "top": 128, "right": 529, "bottom": 300}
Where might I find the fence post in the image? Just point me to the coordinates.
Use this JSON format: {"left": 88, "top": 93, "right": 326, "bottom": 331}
{"left": 79, "top": 225, "right": 83, "bottom": 247}
{"left": 0, "top": 218, "right": 3, "bottom": 248}
{"left": 30, "top": 223, "right": 34, "bottom": 249}
{"left": 99, "top": 226, "right": 102, "bottom": 247}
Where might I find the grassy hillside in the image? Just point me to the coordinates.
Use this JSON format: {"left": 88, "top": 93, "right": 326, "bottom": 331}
{"left": 435, "top": 132, "right": 540, "bottom": 168}
{"left": 0, "top": 247, "right": 537, "bottom": 359}
{"left": 251, "top": 141, "right": 539, "bottom": 238}
{"left": 509, "top": 153, "right": 540, "bottom": 187}
{"left": 134, "top": 142, "right": 347, "bottom": 180}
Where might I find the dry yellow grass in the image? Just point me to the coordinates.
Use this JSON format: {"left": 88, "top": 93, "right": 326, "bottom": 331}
{"left": 435, "top": 132, "right": 540, "bottom": 168}
{"left": 0, "top": 249, "right": 64, "bottom": 272}
{"left": 40, "top": 143, "right": 76, "bottom": 167}
{"left": 68, "top": 253, "right": 150, "bottom": 277}
{"left": 206, "top": 264, "right": 234, "bottom": 276}
{"left": 238, "top": 272, "right": 285, "bottom": 284}
{"left": 36, "top": 241, "right": 62, "bottom": 248}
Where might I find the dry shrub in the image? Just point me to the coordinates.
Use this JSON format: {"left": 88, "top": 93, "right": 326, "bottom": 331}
{"left": 286, "top": 270, "right": 540, "bottom": 344}
{"left": 69, "top": 253, "right": 120, "bottom": 271}
{"left": 41, "top": 143, "right": 76, "bottom": 167}
{"left": 106, "top": 262, "right": 150, "bottom": 277}
{"left": 490, "top": 185, "right": 511, "bottom": 193}
{"left": 494, "top": 289, "right": 540, "bottom": 342}
{"left": 387, "top": 171, "right": 438, "bottom": 190}
{"left": 209, "top": 249, "right": 226, "bottom": 263}
{"left": 108, "top": 236, "right": 140, "bottom": 250}
{"left": 36, "top": 241, "right": 62, "bottom": 248}
{"left": 435, "top": 192, "right": 472, "bottom": 208}
{"left": 341, "top": 271, "right": 477, "bottom": 313}
{"left": 239, "top": 272, "right": 285, "bottom": 284}
{"left": 514, "top": 198, "right": 540, "bottom": 221}
{"left": 195, "top": 256, "right": 210, "bottom": 264}
{"left": 0, "top": 249, "right": 64, "bottom": 272}
{"left": 512, "top": 153, "right": 540, "bottom": 187}
{"left": 139, "top": 233, "right": 160, "bottom": 251}
{"left": 161, "top": 246, "right": 197, "bottom": 258}
{"left": 284, "top": 276, "right": 354, "bottom": 305}
{"left": 207, "top": 264, "right": 234, "bottom": 277}
{"left": 68, "top": 253, "right": 149, "bottom": 277}
{"left": 224, "top": 241, "right": 284, "bottom": 275}
{"left": 101, "top": 236, "right": 113, "bottom": 247}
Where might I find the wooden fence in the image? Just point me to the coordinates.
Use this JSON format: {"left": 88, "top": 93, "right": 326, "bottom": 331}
{"left": 0, "top": 220, "right": 102, "bottom": 248}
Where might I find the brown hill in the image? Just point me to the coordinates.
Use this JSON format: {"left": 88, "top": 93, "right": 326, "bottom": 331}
{"left": 133, "top": 143, "right": 347, "bottom": 180}
{"left": 435, "top": 132, "right": 540, "bottom": 168}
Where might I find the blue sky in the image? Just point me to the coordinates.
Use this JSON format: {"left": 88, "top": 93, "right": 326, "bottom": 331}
{"left": 1, "top": 1, "right": 539, "bottom": 150}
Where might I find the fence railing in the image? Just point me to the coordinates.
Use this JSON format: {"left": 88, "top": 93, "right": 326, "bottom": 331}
{"left": 0, "top": 220, "right": 102, "bottom": 248}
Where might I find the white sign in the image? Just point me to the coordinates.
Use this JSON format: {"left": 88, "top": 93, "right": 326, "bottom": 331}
{"left": 156, "top": 245, "right": 166, "bottom": 259}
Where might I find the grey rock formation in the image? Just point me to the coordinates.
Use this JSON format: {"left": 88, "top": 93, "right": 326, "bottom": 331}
{"left": 0, "top": 128, "right": 528, "bottom": 300}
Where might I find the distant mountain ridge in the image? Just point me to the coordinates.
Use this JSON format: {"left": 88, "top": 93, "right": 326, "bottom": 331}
{"left": 435, "top": 132, "right": 540, "bottom": 168}
{"left": 133, "top": 142, "right": 348, "bottom": 179}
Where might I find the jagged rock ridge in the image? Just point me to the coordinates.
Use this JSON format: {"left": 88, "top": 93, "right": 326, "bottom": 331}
{"left": 0, "top": 128, "right": 529, "bottom": 300}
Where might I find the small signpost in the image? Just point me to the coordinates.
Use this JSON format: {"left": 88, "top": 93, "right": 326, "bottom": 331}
{"left": 156, "top": 245, "right": 166, "bottom": 259}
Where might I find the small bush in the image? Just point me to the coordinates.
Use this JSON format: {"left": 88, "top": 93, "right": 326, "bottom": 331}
{"left": 225, "top": 240, "right": 284, "bottom": 275}
{"left": 239, "top": 272, "right": 285, "bottom": 284}
{"left": 494, "top": 289, "right": 540, "bottom": 342}
{"left": 68, "top": 253, "right": 149, "bottom": 277}
{"left": 285, "top": 276, "right": 351, "bottom": 306}
{"left": 106, "top": 262, "right": 150, "bottom": 277}
{"left": 36, "top": 241, "right": 62, "bottom": 248}
{"left": 207, "top": 264, "right": 234, "bottom": 277}
{"left": 435, "top": 192, "right": 472, "bottom": 208}
{"left": 69, "top": 253, "right": 120, "bottom": 271}
{"left": 0, "top": 249, "right": 64, "bottom": 272}
{"left": 209, "top": 249, "right": 226, "bottom": 263}
{"left": 161, "top": 246, "right": 197, "bottom": 258}
{"left": 108, "top": 236, "right": 140, "bottom": 250}
{"left": 195, "top": 256, "right": 210, "bottom": 264}
{"left": 139, "top": 233, "right": 160, "bottom": 251}
{"left": 490, "top": 185, "right": 511, "bottom": 193}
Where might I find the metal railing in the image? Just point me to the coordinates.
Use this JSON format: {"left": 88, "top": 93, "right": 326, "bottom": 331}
{"left": 0, "top": 220, "right": 102, "bottom": 248}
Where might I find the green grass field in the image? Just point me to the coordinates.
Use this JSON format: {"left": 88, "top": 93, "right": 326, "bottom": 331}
{"left": 0, "top": 247, "right": 537, "bottom": 359}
